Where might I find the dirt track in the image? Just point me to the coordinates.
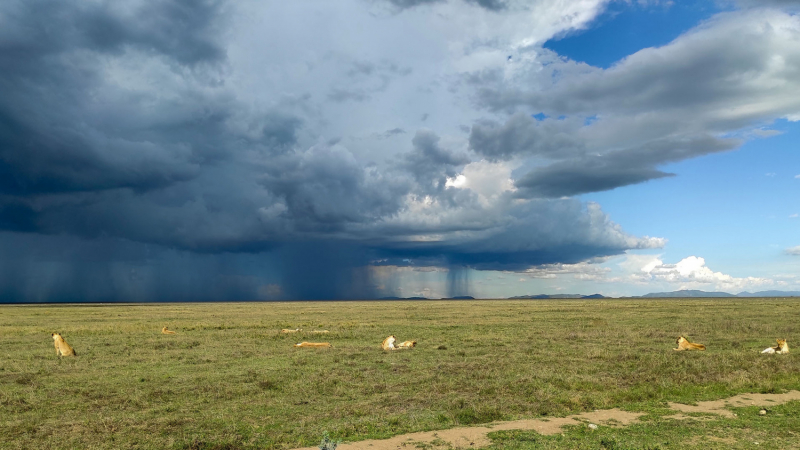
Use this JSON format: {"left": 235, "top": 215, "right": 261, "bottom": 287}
{"left": 292, "top": 390, "right": 800, "bottom": 450}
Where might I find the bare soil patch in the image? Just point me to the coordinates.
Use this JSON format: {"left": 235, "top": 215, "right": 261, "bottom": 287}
{"left": 668, "top": 390, "right": 800, "bottom": 419}
{"left": 293, "top": 391, "right": 800, "bottom": 450}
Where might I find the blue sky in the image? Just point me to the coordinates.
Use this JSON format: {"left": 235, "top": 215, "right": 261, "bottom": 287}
{"left": 0, "top": 0, "right": 799, "bottom": 301}
{"left": 544, "top": 0, "right": 728, "bottom": 69}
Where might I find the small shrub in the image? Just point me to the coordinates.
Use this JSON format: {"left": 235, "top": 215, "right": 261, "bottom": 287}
{"left": 319, "top": 432, "right": 339, "bottom": 450}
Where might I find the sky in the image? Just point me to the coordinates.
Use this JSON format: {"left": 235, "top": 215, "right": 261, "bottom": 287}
{"left": 1, "top": 0, "right": 799, "bottom": 301}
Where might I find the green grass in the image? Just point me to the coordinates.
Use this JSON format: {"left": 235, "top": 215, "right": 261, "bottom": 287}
{"left": 1, "top": 299, "right": 798, "bottom": 449}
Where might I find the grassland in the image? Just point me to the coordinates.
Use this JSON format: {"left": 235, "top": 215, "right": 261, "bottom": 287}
{"left": 1, "top": 299, "right": 799, "bottom": 449}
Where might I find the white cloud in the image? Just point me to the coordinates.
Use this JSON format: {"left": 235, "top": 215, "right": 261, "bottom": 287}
{"left": 641, "top": 255, "right": 773, "bottom": 291}
{"left": 790, "top": 213, "right": 798, "bottom": 218}
{"left": 786, "top": 246, "right": 800, "bottom": 255}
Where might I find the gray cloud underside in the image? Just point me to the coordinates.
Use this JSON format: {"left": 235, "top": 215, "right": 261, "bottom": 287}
{"left": 384, "top": 0, "right": 507, "bottom": 11}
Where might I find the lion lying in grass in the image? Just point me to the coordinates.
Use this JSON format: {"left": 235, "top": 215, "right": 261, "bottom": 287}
{"left": 281, "top": 328, "right": 301, "bottom": 333}
{"left": 674, "top": 336, "right": 706, "bottom": 351}
{"left": 382, "top": 336, "right": 416, "bottom": 350}
{"left": 52, "top": 333, "right": 76, "bottom": 357}
{"left": 294, "top": 342, "right": 331, "bottom": 348}
{"left": 161, "top": 327, "right": 177, "bottom": 335}
{"left": 382, "top": 335, "right": 396, "bottom": 350}
{"left": 762, "top": 339, "right": 789, "bottom": 354}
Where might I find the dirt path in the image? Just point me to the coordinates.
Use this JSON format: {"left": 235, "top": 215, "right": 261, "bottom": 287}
{"left": 292, "top": 390, "right": 800, "bottom": 450}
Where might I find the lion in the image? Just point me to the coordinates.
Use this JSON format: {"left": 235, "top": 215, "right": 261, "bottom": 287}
{"left": 281, "top": 328, "right": 301, "bottom": 333}
{"left": 310, "top": 330, "right": 329, "bottom": 334}
{"left": 396, "top": 340, "right": 417, "bottom": 349}
{"left": 161, "top": 326, "right": 177, "bottom": 335}
{"left": 52, "top": 333, "right": 76, "bottom": 357}
{"left": 762, "top": 339, "right": 789, "bottom": 354}
{"left": 382, "top": 335, "right": 397, "bottom": 350}
{"left": 673, "top": 336, "right": 706, "bottom": 351}
{"left": 294, "top": 342, "right": 332, "bottom": 348}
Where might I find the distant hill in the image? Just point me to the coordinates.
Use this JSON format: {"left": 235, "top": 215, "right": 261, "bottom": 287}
{"left": 631, "top": 289, "right": 800, "bottom": 298}
{"left": 441, "top": 296, "right": 475, "bottom": 300}
{"left": 509, "top": 294, "right": 607, "bottom": 299}
{"left": 737, "top": 290, "right": 800, "bottom": 297}
{"left": 639, "top": 289, "right": 736, "bottom": 298}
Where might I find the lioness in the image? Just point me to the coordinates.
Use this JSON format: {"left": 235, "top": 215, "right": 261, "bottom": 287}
{"left": 281, "top": 328, "right": 301, "bottom": 333}
{"left": 52, "top": 333, "right": 76, "bottom": 357}
{"left": 396, "top": 340, "right": 417, "bottom": 348}
{"left": 674, "top": 336, "right": 706, "bottom": 351}
{"left": 161, "top": 327, "right": 177, "bottom": 335}
{"left": 294, "top": 342, "right": 332, "bottom": 348}
{"left": 762, "top": 339, "right": 789, "bottom": 354}
{"left": 382, "top": 335, "right": 397, "bottom": 350}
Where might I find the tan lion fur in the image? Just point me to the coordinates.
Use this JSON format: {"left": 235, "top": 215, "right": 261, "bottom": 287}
{"left": 673, "top": 336, "right": 706, "bottom": 351}
{"left": 294, "top": 342, "right": 332, "bottom": 348}
{"left": 396, "top": 340, "right": 417, "bottom": 348}
{"left": 762, "top": 339, "right": 789, "bottom": 354}
{"left": 52, "top": 333, "right": 76, "bottom": 357}
{"left": 161, "top": 327, "right": 177, "bottom": 335}
{"left": 381, "top": 335, "right": 397, "bottom": 350}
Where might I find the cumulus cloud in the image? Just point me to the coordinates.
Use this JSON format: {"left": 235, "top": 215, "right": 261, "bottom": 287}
{"left": 786, "top": 246, "right": 800, "bottom": 255}
{"left": 640, "top": 256, "right": 773, "bottom": 291}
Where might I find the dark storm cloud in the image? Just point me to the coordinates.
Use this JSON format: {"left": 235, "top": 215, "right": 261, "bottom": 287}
{"left": 261, "top": 144, "right": 411, "bottom": 231}
{"left": 514, "top": 159, "right": 673, "bottom": 198}
{"left": 277, "top": 242, "right": 377, "bottom": 300}
{"left": 0, "top": 232, "right": 274, "bottom": 303}
{"left": 514, "top": 135, "right": 740, "bottom": 198}
{"left": 402, "top": 130, "right": 470, "bottom": 193}
{"left": 0, "top": 0, "right": 229, "bottom": 198}
{"left": 468, "top": 113, "right": 584, "bottom": 161}
{"left": 1, "top": 0, "right": 225, "bottom": 66}
{"left": 0, "top": 0, "right": 677, "bottom": 301}
{"left": 375, "top": 199, "right": 663, "bottom": 271}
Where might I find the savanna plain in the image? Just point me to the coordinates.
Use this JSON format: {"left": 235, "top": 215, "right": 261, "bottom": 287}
{"left": 1, "top": 299, "right": 799, "bottom": 450}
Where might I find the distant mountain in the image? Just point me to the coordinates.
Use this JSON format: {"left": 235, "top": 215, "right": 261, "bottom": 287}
{"left": 736, "top": 290, "right": 800, "bottom": 297}
{"left": 631, "top": 289, "right": 800, "bottom": 298}
{"left": 509, "top": 294, "right": 607, "bottom": 299}
{"left": 441, "top": 296, "right": 475, "bottom": 300}
{"left": 639, "top": 289, "right": 736, "bottom": 298}
{"left": 378, "top": 296, "right": 429, "bottom": 300}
